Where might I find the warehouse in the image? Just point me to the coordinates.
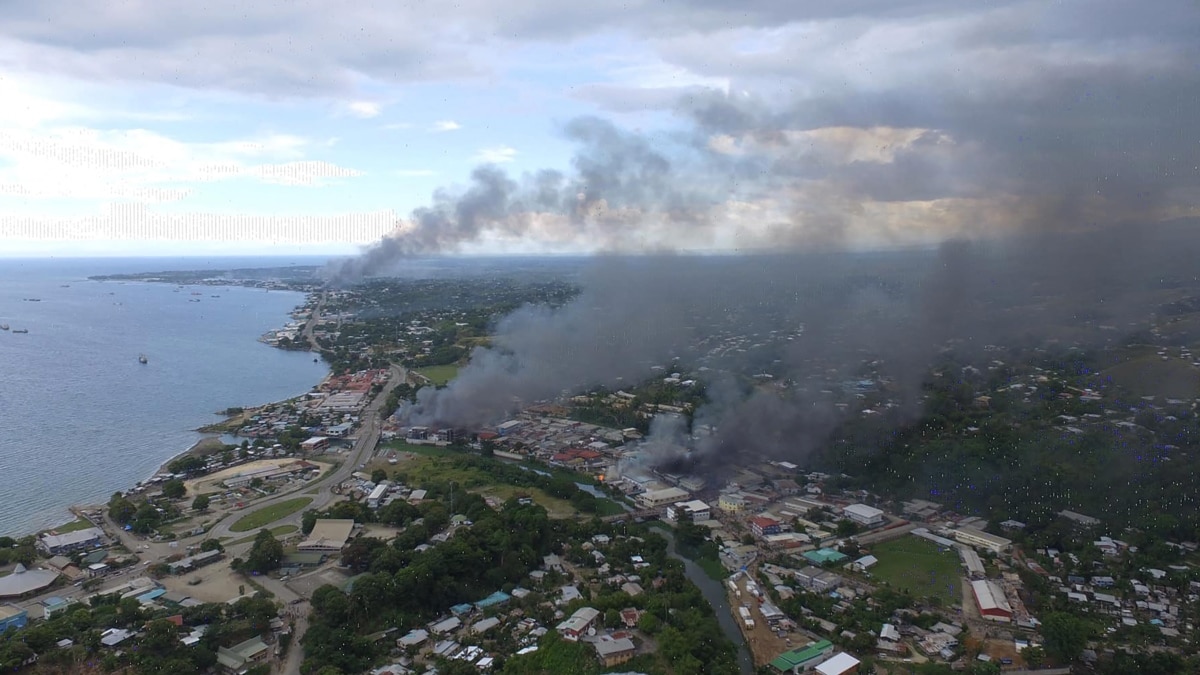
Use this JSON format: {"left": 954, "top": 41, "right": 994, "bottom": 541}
{"left": 971, "top": 579, "right": 1013, "bottom": 622}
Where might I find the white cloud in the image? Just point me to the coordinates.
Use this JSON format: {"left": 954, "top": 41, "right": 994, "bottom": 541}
{"left": 246, "top": 160, "right": 365, "bottom": 186}
{"left": 472, "top": 145, "right": 517, "bottom": 163}
{"left": 0, "top": 122, "right": 362, "bottom": 203}
{"left": 346, "top": 101, "right": 383, "bottom": 118}
{"left": 431, "top": 120, "right": 462, "bottom": 132}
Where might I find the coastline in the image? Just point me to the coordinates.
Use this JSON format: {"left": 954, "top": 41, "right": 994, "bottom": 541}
{"left": 31, "top": 288, "right": 328, "bottom": 539}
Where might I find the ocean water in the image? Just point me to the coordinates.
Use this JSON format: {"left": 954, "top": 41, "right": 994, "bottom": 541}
{"left": 0, "top": 257, "right": 330, "bottom": 537}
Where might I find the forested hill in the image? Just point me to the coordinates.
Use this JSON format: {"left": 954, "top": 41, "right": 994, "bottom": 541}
{"left": 820, "top": 345, "right": 1200, "bottom": 543}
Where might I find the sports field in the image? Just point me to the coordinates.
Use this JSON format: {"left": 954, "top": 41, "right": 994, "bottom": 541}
{"left": 868, "top": 536, "right": 963, "bottom": 605}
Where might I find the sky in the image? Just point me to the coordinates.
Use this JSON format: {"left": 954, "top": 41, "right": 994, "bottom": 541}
{"left": 1, "top": 0, "right": 1197, "bottom": 257}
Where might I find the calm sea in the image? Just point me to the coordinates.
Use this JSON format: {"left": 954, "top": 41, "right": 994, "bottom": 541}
{"left": 0, "top": 257, "right": 330, "bottom": 537}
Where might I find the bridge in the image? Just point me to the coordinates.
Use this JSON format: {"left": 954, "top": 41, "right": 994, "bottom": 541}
{"left": 602, "top": 508, "right": 662, "bottom": 523}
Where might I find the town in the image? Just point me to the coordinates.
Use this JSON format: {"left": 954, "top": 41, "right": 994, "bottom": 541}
{"left": 3, "top": 268, "right": 1199, "bottom": 675}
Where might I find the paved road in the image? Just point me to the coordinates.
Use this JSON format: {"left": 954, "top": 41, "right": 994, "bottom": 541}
{"left": 207, "top": 364, "right": 406, "bottom": 541}
{"left": 300, "top": 293, "right": 326, "bottom": 352}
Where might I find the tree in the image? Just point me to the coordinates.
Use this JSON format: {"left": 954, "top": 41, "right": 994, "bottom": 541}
{"left": 371, "top": 469, "right": 387, "bottom": 484}
{"left": 192, "top": 494, "right": 211, "bottom": 511}
{"left": 836, "top": 519, "right": 861, "bottom": 537}
{"left": 1041, "top": 612, "right": 1090, "bottom": 663}
{"left": 162, "top": 479, "right": 186, "bottom": 499}
{"left": 108, "top": 493, "right": 136, "bottom": 524}
{"left": 245, "top": 529, "right": 283, "bottom": 574}
{"left": 199, "top": 538, "right": 224, "bottom": 553}
{"left": 1022, "top": 646, "right": 1046, "bottom": 669}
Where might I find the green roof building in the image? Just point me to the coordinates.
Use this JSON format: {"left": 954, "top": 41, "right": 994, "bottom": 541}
{"left": 769, "top": 639, "right": 834, "bottom": 673}
{"left": 803, "top": 548, "right": 848, "bottom": 566}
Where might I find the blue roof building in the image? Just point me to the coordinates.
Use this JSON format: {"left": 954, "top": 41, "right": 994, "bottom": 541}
{"left": 0, "top": 605, "right": 27, "bottom": 633}
{"left": 475, "top": 591, "right": 511, "bottom": 610}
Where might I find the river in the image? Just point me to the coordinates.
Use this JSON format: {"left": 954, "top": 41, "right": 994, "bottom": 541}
{"left": 654, "top": 526, "right": 755, "bottom": 675}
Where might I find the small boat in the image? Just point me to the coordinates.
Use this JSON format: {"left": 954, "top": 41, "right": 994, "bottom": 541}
{"left": 12, "top": 329, "right": 28, "bottom": 334}
{"left": 139, "top": 354, "right": 148, "bottom": 364}
{"left": 23, "top": 298, "right": 40, "bottom": 302}
{"left": 0, "top": 324, "right": 8, "bottom": 331}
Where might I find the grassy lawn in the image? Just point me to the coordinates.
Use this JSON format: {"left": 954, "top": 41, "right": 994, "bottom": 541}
{"left": 868, "top": 536, "right": 963, "bottom": 605}
{"left": 44, "top": 518, "right": 95, "bottom": 535}
{"left": 227, "top": 524, "right": 298, "bottom": 546}
{"left": 229, "top": 497, "right": 313, "bottom": 533}
{"left": 415, "top": 364, "right": 460, "bottom": 385}
{"left": 696, "top": 555, "right": 728, "bottom": 581}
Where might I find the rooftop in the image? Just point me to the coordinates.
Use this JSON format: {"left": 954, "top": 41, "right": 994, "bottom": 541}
{"left": 0, "top": 564, "right": 59, "bottom": 598}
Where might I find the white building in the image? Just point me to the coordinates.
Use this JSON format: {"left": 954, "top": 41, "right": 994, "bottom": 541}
{"left": 954, "top": 527, "right": 1012, "bottom": 554}
{"left": 636, "top": 487, "right": 690, "bottom": 509}
{"left": 666, "top": 500, "right": 710, "bottom": 522}
{"left": 842, "top": 504, "right": 884, "bottom": 528}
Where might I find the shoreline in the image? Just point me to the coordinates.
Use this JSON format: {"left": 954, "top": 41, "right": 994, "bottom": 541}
{"left": 30, "top": 288, "right": 327, "bottom": 539}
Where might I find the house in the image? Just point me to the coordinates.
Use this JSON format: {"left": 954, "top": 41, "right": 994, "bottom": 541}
{"left": 619, "top": 608, "right": 641, "bottom": 628}
{"left": 852, "top": 555, "right": 878, "bottom": 572}
{"left": 216, "top": 636, "right": 270, "bottom": 673}
{"left": 397, "top": 628, "right": 429, "bottom": 648}
{"left": 971, "top": 580, "right": 1013, "bottom": 622}
{"left": 38, "top": 528, "right": 103, "bottom": 555}
{"left": 842, "top": 504, "right": 884, "bottom": 528}
{"left": 815, "top": 652, "right": 861, "bottom": 675}
{"left": 751, "top": 516, "right": 783, "bottom": 537}
{"left": 100, "top": 628, "right": 134, "bottom": 647}
{"left": 430, "top": 617, "right": 462, "bottom": 635}
{"left": 621, "top": 582, "right": 644, "bottom": 597}
{"left": 556, "top": 607, "right": 600, "bottom": 641}
{"left": 1058, "top": 510, "right": 1101, "bottom": 527}
{"left": 470, "top": 617, "right": 501, "bottom": 635}
{"left": 594, "top": 635, "right": 637, "bottom": 667}
{"left": 0, "top": 605, "right": 27, "bottom": 633}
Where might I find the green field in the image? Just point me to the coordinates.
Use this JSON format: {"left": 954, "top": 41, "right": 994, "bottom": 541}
{"left": 45, "top": 518, "right": 95, "bottom": 535}
{"left": 415, "top": 364, "right": 460, "bottom": 385}
{"left": 867, "top": 536, "right": 963, "bottom": 605}
{"left": 227, "top": 524, "right": 298, "bottom": 546}
{"left": 229, "top": 497, "right": 313, "bottom": 533}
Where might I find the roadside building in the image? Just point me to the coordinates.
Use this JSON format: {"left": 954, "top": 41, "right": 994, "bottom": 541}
{"left": 0, "top": 564, "right": 59, "bottom": 599}
{"left": 958, "top": 547, "right": 985, "bottom": 579}
{"left": 718, "top": 493, "right": 747, "bottom": 512}
{"left": 750, "top": 516, "right": 784, "bottom": 537}
{"left": 0, "top": 605, "right": 27, "bottom": 633}
{"left": 953, "top": 527, "right": 1012, "bottom": 554}
{"left": 168, "top": 550, "right": 223, "bottom": 575}
{"left": 300, "top": 437, "right": 330, "bottom": 453}
{"left": 636, "top": 487, "right": 690, "bottom": 509}
{"left": 803, "top": 549, "right": 848, "bottom": 566}
{"left": 298, "top": 519, "right": 355, "bottom": 552}
{"left": 842, "top": 504, "right": 884, "bottom": 528}
{"left": 769, "top": 639, "right": 834, "bottom": 673}
{"left": 666, "top": 500, "right": 710, "bottom": 522}
{"left": 815, "top": 652, "right": 861, "bottom": 675}
{"left": 40, "top": 596, "right": 74, "bottom": 619}
{"left": 594, "top": 635, "right": 636, "bottom": 667}
{"left": 852, "top": 555, "right": 878, "bottom": 572}
{"left": 38, "top": 528, "right": 103, "bottom": 555}
{"left": 216, "top": 636, "right": 270, "bottom": 673}
{"left": 971, "top": 580, "right": 1013, "bottom": 622}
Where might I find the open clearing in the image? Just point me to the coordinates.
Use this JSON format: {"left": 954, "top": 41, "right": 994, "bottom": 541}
{"left": 376, "top": 450, "right": 580, "bottom": 519}
{"left": 1101, "top": 354, "right": 1200, "bottom": 398}
{"left": 227, "top": 524, "right": 298, "bottom": 546}
{"left": 185, "top": 459, "right": 330, "bottom": 495}
{"left": 414, "top": 364, "right": 460, "bottom": 385}
{"left": 159, "top": 558, "right": 244, "bottom": 604}
{"left": 229, "top": 497, "right": 313, "bottom": 533}
{"left": 867, "top": 536, "right": 963, "bottom": 605}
